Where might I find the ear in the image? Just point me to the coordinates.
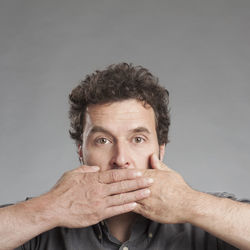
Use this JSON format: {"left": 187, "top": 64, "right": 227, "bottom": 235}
{"left": 159, "top": 144, "right": 165, "bottom": 161}
{"left": 78, "top": 144, "right": 83, "bottom": 163}
{"left": 78, "top": 144, "right": 83, "bottom": 157}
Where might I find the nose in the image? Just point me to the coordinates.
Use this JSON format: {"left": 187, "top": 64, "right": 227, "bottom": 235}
{"left": 110, "top": 141, "right": 131, "bottom": 169}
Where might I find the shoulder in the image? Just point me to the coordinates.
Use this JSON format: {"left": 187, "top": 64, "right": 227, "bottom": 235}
{"left": 148, "top": 221, "right": 238, "bottom": 250}
{"left": 209, "top": 191, "right": 250, "bottom": 203}
{"left": 17, "top": 226, "right": 98, "bottom": 250}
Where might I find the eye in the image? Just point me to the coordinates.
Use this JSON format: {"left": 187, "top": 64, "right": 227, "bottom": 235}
{"left": 133, "top": 136, "right": 145, "bottom": 144}
{"left": 95, "top": 137, "right": 111, "bottom": 144}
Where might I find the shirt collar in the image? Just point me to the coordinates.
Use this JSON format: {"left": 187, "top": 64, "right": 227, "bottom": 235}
{"left": 94, "top": 215, "right": 156, "bottom": 244}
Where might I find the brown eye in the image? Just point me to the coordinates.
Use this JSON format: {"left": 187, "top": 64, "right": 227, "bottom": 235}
{"left": 96, "top": 138, "right": 110, "bottom": 144}
{"left": 133, "top": 137, "right": 145, "bottom": 143}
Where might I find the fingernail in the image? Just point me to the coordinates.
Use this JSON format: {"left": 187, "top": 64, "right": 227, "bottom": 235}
{"left": 130, "top": 202, "right": 137, "bottom": 208}
{"left": 134, "top": 171, "right": 142, "bottom": 177}
{"left": 143, "top": 189, "right": 151, "bottom": 195}
{"left": 91, "top": 166, "right": 100, "bottom": 171}
{"left": 147, "top": 178, "right": 154, "bottom": 184}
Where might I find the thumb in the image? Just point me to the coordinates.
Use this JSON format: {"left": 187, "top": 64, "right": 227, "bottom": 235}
{"left": 150, "top": 154, "right": 170, "bottom": 171}
{"left": 150, "top": 154, "right": 162, "bottom": 169}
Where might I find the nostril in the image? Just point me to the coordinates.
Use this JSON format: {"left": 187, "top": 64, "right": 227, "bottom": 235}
{"left": 112, "top": 161, "right": 130, "bottom": 169}
{"left": 112, "top": 162, "right": 119, "bottom": 169}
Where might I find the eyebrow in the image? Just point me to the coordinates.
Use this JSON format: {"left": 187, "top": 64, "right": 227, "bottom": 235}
{"left": 89, "top": 126, "right": 113, "bottom": 137}
{"left": 89, "top": 126, "right": 151, "bottom": 137}
{"left": 128, "top": 126, "right": 150, "bottom": 134}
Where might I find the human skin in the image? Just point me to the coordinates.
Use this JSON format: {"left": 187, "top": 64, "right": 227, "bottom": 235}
{"left": 81, "top": 99, "right": 250, "bottom": 249}
{"left": 80, "top": 99, "right": 165, "bottom": 171}
{"left": 135, "top": 155, "right": 250, "bottom": 249}
{"left": 1, "top": 99, "right": 250, "bottom": 249}
{"left": 79, "top": 99, "right": 166, "bottom": 241}
{"left": 0, "top": 100, "right": 157, "bottom": 249}
{"left": 0, "top": 167, "right": 154, "bottom": 250}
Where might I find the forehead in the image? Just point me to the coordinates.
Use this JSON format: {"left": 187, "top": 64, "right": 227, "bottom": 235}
{"left": 84, "top": 99, "right": 156, "bottom": 132}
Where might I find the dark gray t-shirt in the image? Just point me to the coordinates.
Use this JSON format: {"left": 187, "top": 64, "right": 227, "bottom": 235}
{"left": 15, "top": 216, "right": 238, "bottom": 250}
{"left": 6, "top": 193, "right": 249, "bottom": 250}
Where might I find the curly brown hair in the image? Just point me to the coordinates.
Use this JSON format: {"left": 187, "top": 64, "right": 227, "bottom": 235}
{"left": 69, "top": 63, "right": 170, "bottom": 146}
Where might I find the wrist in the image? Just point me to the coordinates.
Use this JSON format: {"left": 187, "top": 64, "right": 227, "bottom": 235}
{"left": 183, "top": 190, "right": 209, "bottom": 224}
{"left": 0, "top": 193, "right": 60, "bottom": 248}
{"left": 22, "top": 192, "right": 59, "bottom": 230}
{"left": 184, "top": 191, "right": 226, "bottom": 225}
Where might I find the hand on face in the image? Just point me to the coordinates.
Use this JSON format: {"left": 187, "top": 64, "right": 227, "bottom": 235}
{"left": 47, "top": 165, "right": 153, "bottom": 228}
{"left": 57, "top": 100, "right": 193, "bottom": 226}
{"left": 133, "top": 154, "right": 195, "bottom": 224}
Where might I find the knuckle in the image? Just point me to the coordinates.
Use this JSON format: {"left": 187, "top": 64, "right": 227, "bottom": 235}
{"left": 97, "top": 172, "right": 104, "bottom": 183}
{"left": 118, "top": 193, "right": 124, "bottom": 202}
{"left": 110, "top": 171, "right": 120, "bottom": 182}
{"left": 101, "top": 184, "right": 108, "bottom": 195}
{"left": 105, "top": 196, "right": 111, "bottom": 206}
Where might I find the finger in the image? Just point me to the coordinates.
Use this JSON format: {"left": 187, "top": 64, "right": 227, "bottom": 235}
{"left": 105, "top": 177, "right": 153, "bottom": 196}
{"left": 106, "top": 188, "right": 151, "bottom": 206}
{"left": 104, "top": 202, "right": 137, "bottom": 219}
{"left": 133, "top": 202, "right": 147, "bottom": 216}
{"left": 150, "top": 154, "right": 170, "bottom": 171}
{"left": 150, "top": 154, "right": 161, "bottom": 169}
{"left": 98, "top": 169, "right": 142, "bottom": 184}
{"left": 74, "top": 165, "right": 100, "bottom": 173}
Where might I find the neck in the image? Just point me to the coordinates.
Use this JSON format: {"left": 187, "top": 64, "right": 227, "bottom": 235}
{"left": 105, "top": 212, "right": 137, "bottom": 242}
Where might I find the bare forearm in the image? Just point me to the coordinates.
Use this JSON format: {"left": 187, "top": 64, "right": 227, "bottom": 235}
{"left": 136, "top": 160, "right": 250, "bottom": 249}
{"left": 0, "top": 194, "right": 57, "bottom": 250}
{"left": 188, "top": 191, "right": 250, "bottom": 250}
{"left": 0, "top": 168, "right": 152, "bottom": 249}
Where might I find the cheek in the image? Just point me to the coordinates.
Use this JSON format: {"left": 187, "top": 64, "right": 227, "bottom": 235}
{"left": 133, "top": 144, "right": 160, "bottom": 169}
{"left": 135, "top": 156, "right": 150, "bottom": 170}
{"left": 132, "top": 149, "right": 154, "bottom": 170}
{"left": 82, "top": 146, "right": 112, "bottom": 170}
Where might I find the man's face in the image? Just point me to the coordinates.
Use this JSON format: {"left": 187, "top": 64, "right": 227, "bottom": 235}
{"left": 81, "top": 99, "right": 165, "bottom": 171}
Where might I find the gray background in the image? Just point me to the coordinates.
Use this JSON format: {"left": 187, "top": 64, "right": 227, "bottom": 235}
{"left": 0, "top": 0, "right": 250, "bottom": 204}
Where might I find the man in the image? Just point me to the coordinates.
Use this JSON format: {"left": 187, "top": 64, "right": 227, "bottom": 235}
{"left": 0, "top": 63, "right": 250, "bottom": 250}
